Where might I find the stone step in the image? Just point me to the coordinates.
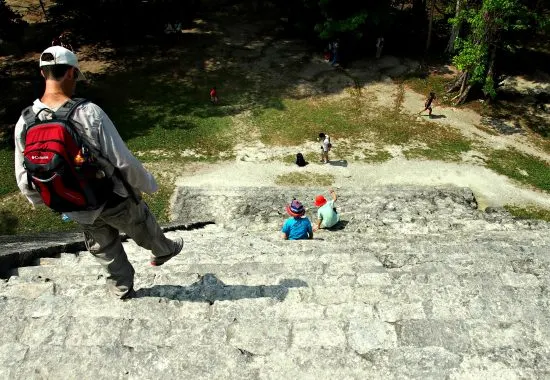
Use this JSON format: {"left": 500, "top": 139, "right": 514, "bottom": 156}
{"left": 171, "top": 186, "right": 550, "bottom": 233}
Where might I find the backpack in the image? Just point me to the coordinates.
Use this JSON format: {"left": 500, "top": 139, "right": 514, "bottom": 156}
{"left": 21, "top": 98, "right": 114, "bottom": 212}
{"left": 296, "top": 152, "right": 307, "bottom": 167}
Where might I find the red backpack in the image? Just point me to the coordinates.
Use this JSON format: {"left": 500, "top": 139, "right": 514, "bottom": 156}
{"left": 21, "top": 98, "right": 114, "bottom": 212}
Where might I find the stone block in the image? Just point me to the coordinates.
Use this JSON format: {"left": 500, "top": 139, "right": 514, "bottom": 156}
{"left": 292, "top": 320, "right": 346, "bottom": 348}
{"left": 347, "top": 319, "right": 398, "bottom": 354}
{"left": 227, "top": 319, "right": 291, "bottom": 355}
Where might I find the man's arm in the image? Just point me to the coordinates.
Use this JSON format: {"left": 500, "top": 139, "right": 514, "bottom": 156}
{"left": 93, "top": 105, "right": 158, "bottom": 194}
{"left": 14, "top": 116, "right": 44, "bottom": 206}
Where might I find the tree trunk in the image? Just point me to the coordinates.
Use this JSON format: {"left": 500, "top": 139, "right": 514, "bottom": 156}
{"left": 425, "top": 0, "right": 435, "bottom": 51}
{"left": 445, "top": 0, "right": 462, "bottom": 54}
{"left": 38, "top": 0, "right": 47, "bottom": 21}
{"left": 447, "top": 71, "right": 466, "bottom": 93}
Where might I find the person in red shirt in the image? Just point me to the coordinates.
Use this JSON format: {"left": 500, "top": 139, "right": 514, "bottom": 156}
{"left": 210, "top": 87, "right": 219, "bottom": 104}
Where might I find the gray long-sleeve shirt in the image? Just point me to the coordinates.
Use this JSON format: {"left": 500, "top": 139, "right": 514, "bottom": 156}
{"left": 14, "top": 99, "right": 158, "bottom": 224}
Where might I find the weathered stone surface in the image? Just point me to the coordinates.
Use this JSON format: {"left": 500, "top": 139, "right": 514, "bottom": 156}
{"left": 347, "top": 319, "right": 398, "bottom": 353}
{"left": 1, "top": 185, "right": 549, "bottom": 378}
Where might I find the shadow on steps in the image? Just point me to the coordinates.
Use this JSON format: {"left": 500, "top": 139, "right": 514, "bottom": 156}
{"left": 135, "top": 273, "right": 308, "bottom": 303}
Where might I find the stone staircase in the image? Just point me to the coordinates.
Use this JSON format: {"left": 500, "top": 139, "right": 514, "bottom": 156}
{"left": 1, "top": 186, "right": 549, "bottom": 379}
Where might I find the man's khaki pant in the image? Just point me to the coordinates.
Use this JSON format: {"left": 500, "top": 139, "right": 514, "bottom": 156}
{"left": 81, "top": 198, "right": 176, "bottom": 298}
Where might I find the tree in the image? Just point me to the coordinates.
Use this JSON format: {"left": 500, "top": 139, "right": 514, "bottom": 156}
{"left": 445, "top": 0, "right": 462, "bottom": 54}
{"left": 447, "top": 0, "right": 533, "bottom": 104}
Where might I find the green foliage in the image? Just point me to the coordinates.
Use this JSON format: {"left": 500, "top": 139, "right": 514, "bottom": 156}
{"left": 315, "top": 11, "right": 368, "bottom": 39}
{"left": 451, "top": 0, "right": 536, "bottom": 99}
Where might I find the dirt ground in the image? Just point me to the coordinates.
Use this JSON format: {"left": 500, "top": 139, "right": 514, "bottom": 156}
{"left": 13, "top": 16, "right": 550, "bottom": 213}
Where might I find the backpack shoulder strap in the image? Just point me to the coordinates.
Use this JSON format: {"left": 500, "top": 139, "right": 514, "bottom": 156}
{"left": 21, "top": 106, "right": 37, "bottom": 127}
{"left": 53, "top": 98, "right": 88, "bottom": 120}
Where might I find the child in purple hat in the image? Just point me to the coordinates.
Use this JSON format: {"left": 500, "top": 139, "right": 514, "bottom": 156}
{"left": 281, "top": 199, "right": 313, "bottom": 240}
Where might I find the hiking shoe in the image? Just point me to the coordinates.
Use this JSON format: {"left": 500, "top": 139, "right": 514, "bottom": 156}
{"left": 150, "top": 237, "right": 184, "bottom": 266}
{"left": 120, "top": 286, "right": 136, "bottom": 301}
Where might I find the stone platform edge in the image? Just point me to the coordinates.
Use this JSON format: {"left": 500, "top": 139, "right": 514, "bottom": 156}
{"left": 0, "top": 221, "right": 214, "bottom": 278}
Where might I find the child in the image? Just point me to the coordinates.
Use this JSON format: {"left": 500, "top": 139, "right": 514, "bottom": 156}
{"left": 281, "top": 199, "right": 313, "bottom": 240}
{"left": 313, "top": 188, "right": 340, "bottom": 231}
{"left": 419, "top": 92, "right": 436, "bottom": 116}
{"left": 295, "top": 152, "right": 308, "bottom": 167}
{"left": 210, "top": 86, "right": 219, "bottom": 104}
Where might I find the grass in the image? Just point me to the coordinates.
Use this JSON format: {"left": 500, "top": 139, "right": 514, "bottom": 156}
{"left": 404, "top": 75, "right": 454, "bottom": 107}
{"left": 275, "top": 172, "right": 335, "bottom": 187}
{"left": 504, "top": 205, "right": 550, "bottom": 222}
{"left": 0, "top": 194, "right": 79, "bottom": 235}
{"left": 486, "top": 148, "right": 550, "bottom": 192}
{"left": 281, "top": 152, "right": 319, "bottom": 165}
{"left": 404, "top": 139, "right": 472, "bottom": 161}
{"left": 0, "top": 148, "right": 17, "bottom": 197}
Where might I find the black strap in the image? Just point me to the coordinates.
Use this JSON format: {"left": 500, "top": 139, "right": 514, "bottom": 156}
{"left": 26, "top": 171, "right": 33, "bottom": 191}
{"left": 53, "top": 98, "right": 87, "bottom": 120}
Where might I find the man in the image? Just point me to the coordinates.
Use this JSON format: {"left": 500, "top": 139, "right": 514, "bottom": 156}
{"left": 319, "top": 132, "right": 330, "bottom": 164}
{"left": 14, "top": 46, "right": 183, "bottom": 300}
{"left": 376, "top": 36, "right": 384, "bottom": 59}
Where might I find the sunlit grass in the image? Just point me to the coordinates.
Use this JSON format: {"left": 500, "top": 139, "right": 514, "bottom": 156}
{"left": 275, "top": 172, "right": 335, "bottom": 187}
{"left": 487, "top": 149, "right": 550, "bottom": 192}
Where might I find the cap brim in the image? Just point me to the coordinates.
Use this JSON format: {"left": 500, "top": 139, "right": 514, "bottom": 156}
{"left": 75, "top": 68, "right": 86, "bottom": 81}
{"left": 286, "top": 205, "right": 304, "bottom": 217}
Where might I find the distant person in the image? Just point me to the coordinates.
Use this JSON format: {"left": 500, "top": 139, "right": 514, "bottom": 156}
{"left": 419, "top": 91, "right": 436, "bottom": 116}
{"left": 13, "top": 46, "right": 184, "bottom": 300}
{"left": 281, "top": 199, "right": 313, "bottom": 240}
{"left": 319, "top": 132, "right": 331, "bottom": 164}
{"left": 313, "top": 188, "right": 340, "bottom": 231}
{"left": 330, "top": 39, "right": 339, "bottom": 66}
{"left": 295, "top": 152, "right": 308, "bottom": 167}
{"left": 210, "top": 86, "right": 219, "bottom": 104}
{"left": 376, "top": 37, "right": 384, "bottom": 59}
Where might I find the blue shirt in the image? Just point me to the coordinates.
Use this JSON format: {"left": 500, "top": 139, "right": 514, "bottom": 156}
{"left": 281, "top": 217, "right": 312, "bottom": 240}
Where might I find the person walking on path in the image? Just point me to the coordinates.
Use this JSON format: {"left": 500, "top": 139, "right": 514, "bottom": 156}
{"left": 210, "top": 86, "right": 219, "bottom": 104}
{"left": 419, "top": 91, "right": 436, "bottom": 116}
{"left": 281, "top": 199, "right": 313, "bottom": 240}
{"left": 319, "top": 132, "right": 331, "bottom": 164}
{"left": 13, "top": 46, "right": 183, "bottom": 300}
{"left": 376, "top": 36, "right": 385, "bottom": 59}
{"left": 313, "top": 188, "right": 340, "bottom": 231}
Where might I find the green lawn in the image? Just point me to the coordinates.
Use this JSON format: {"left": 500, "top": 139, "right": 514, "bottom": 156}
{"left": 487, "top": 149, "right": 550, "bottom": 193}
{"left": 1, "top": 46, "right": 549, "bottom": 234}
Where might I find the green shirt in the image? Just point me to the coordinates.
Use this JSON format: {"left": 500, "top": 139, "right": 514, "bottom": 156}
{"left": 317, "top": 200, "right": 339, "bottom": 228}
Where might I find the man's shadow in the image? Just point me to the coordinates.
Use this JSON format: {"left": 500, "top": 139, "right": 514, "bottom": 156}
{"left": 428, "top": 114, "right": 446, "bottom": 119}
{"left": 135, "top": 273, "right": 308, "bottom": 303}
{"left": 328, "top": 160, "right": 348, "bottom": 167}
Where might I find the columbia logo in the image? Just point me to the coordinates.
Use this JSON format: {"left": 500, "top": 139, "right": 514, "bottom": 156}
{"left": 31, "top": 155, "right": 50, "bottom": 160}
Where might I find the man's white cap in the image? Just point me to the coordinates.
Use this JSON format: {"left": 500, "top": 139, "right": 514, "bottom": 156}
{"left": 39, "top": 45, "right": 86, "bottom": 81}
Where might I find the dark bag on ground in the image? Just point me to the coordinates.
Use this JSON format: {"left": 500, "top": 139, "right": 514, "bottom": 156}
{"left": 296, "top": 152, "right": 308, "bottom": 167}
{"left": 21, "top": 98, "right": 114, "bottom": 212}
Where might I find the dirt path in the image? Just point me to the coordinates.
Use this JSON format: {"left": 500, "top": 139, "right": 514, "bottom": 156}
{"left": 401, "top": 86, "right": 550, "bottom": 163}
{"left": 175, "top": 159, "right": 550, "bottom": 210}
